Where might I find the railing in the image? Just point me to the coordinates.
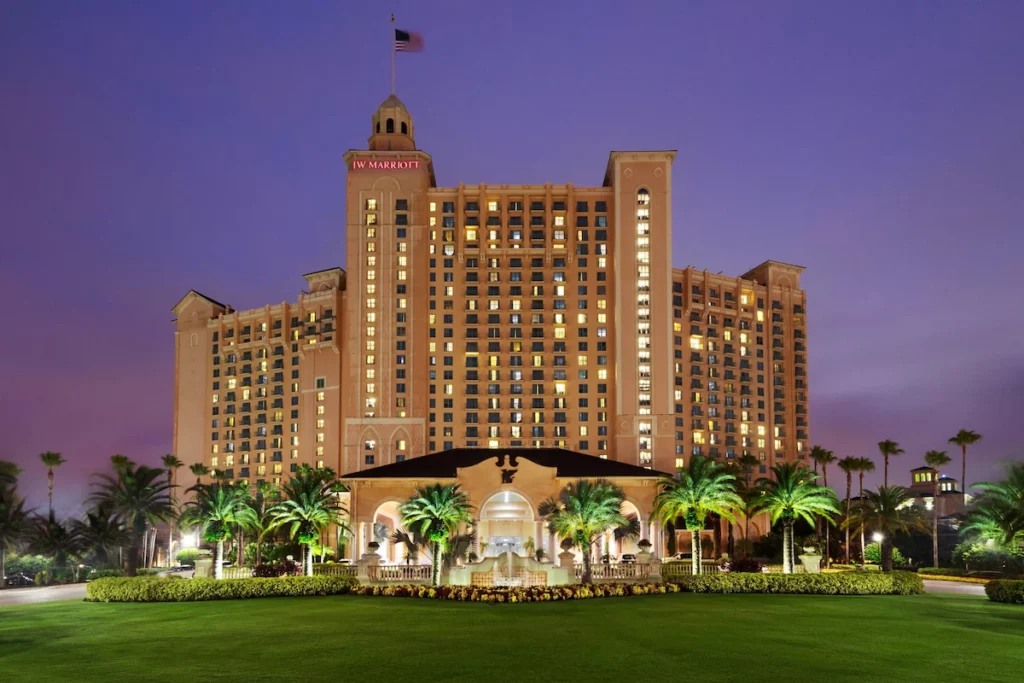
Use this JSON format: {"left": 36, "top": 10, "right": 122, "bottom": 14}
{"left": 574, "top": 563, "right": 652, "bottom": 581}
{"left": 221, "top": 566, "right": 254, "bottom": 579}
{"left": 660, "top": 560, "right": 723, "bottom": 578}
{"left": 312, "top": 564, "right": 357, "bottom": 578}
{"left": 367, "top": 565, "right": 432, "bottom": 583}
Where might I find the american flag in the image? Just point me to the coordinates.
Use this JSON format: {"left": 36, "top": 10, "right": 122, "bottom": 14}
{"left": 395, "top": 29, "right": 424, "bottom": 52}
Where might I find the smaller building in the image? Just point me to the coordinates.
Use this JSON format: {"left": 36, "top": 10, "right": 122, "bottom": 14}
{"left": 904, "top": 465, "right": 971, "bottom": 522}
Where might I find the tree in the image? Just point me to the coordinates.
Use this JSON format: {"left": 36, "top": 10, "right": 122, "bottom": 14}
{"left": 809, "top": 447, "right": 836, "bottom": 565}
{"left": 948, "top": 429, "right": 982, "bottom": 499}
{"left": 246, "top": 480, "right": 279, "bottom": 567}
{"left": 539, "top": 479, "right": 625, "bottom": 584}
{"left": 651, "top": 456, "right": 742, "bottom": 575}
{"left": 844, "top": 486, "right": 927, "bottom": 571}
{"left": 189, "top": 463, "right": 208, "bottom": 486}
{"left": 161, "top": 454, "right": 184, "bottom": 568}
{"left": 736, "top": 487, "right": 763, "bottom": 556}
{"left": 0, "top": 486, "right": 31, "bottom": 590}
{"left": 837, "top": 456, "right": 859, "bottom": 564}
{"left": 391, "top": 528, "right": 423, "bottom": 565}
{"left": 109, "top": 454, "right": 135, "bottom": 475}
{"left": 400, "top": 483, "right": 473, "bottom": 586}
{"left": 877, "top": 440, "right": 904, "bottom": 487}
{"left": 72, "top": 506, "right": 129, "bottom": 568}
{"left": 755, "top": 462, "right": 840, "bottom": 573}
{"left": 963, "top": 462, "right": 1024, "bottom": 548}
{"left": 270, "top": 466, "right": 347, "bottom": 577}
{"left": 88, "top": 463, "right": 173, "bottom": 576}
{"left": 737, "top": 453, "right": 760, "bottom": 489}
{"left": 855, "top": 457, "right": 876, "bottom": 562}
{"left": 0, "top": 461, "right": 21, "bottom": 488}
{"left": 924, "top": 450, "right": 953, "bottom": 567}
{"left": 613, "top": 514, "right": 641, "bottom": 557}
{"left": 181, "top": 481, "right": 255, "bottom": 579}
{"left": 28, "top": 515, "right": 85, "bottom": 577}
{"left": 39, "top": 451, "right": 66, "bottom": 518}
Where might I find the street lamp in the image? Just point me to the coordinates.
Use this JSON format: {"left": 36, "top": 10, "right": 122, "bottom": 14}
{"left": 872, "top": 532, "right": 883, "bottom": 544}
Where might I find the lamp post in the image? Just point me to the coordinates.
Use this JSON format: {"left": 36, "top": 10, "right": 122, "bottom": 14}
{"left": 872, "top": 532, "right": 883, "bottom": 567}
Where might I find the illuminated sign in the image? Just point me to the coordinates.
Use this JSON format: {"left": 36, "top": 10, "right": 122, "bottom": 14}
{"left": 350, "top": 160, "right": 422, "bottom": 170}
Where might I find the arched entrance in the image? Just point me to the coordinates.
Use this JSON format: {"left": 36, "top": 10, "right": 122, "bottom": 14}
{"left": 371, "top": 501, "right": 405, "bottom": 564}
{"left": 479, "top": 491, "right": 534, "bottom": 558}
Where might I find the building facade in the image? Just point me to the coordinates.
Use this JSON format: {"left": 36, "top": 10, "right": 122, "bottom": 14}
{"left": 172, "top": 95, "right": 809, "bottom": 495}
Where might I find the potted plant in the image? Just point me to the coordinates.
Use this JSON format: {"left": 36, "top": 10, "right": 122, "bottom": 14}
{"left": 636, "top": 538, "right": 653, "bottom": 564}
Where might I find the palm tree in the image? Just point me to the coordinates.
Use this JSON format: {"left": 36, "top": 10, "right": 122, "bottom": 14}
{"left": 401, "top": 483, "right": 474, "bottom": 586}
{"left": 72, "top": 506, "right": 129, "bottom": 568}
{"left": 39, "top": 451, "right": 66, "bottom": 518}
{"left": 737, "top": 453, "right": 760, "bottom": 489}
{"left": 0, "top": 461, "right": 21, "bottom": 487}
{"left": 756, "top": 462, "right": 840, "bottom": 573}
{"left": 109, "top": 454, "right": 135, "bottom": 475}
{"left": 963, "top": 462, "right": 1024, "bottom": 548}
{"left": 613, "top": 514, "right": 641, "bottom": 557}
{"left": 539, "top": 480, "right": 626, "bottom": 584}
{"left": 181, "top": 481, "right": 255, "bottom": 579}
{"left": 29, "top": 515, "right": 86, "bottom": 575}
{"left": 877, "top": 440, "right": 904, "bottom": 487}
{"left": 736, "top": 487, "right": 763, "bottom": 557}
{"left": 948, "top": 429, "right": 982, "bottom": 500}
{"left": 844, "top": 486, "right": 927, "bottom": 571}
{"left": 809, "top": 447, "right": 836, "bottom": 564}
{"left": 391, "top": 528, "right": 424, "bottom": 565}
{"left": 247, "top": 480, "right": 279, "bottom": 567}
{"left": 88, "top": 463, "right": 173, "bottom": 576}
{"left": 923, "top": 450, "right": 952, "bottom": 567}
{"left": 189, "top": 462, "right": 208, "bottom": 486}
{"left": 651, "top": 456, "right": 742, "bottom": 575}
{"left": 0, "top": 486, "right": 31, "bottom": 590}
{"left": 161, "top": 454, "right": 184, "bottom": 567}
{"left": 270, "top": 466, "right": 348, "bottom": 577}
{"left": 837, "top": 456, "right": 859, "bottom": 564}
{"left": 855, "top": 457, "right": 876, "bottom": 562}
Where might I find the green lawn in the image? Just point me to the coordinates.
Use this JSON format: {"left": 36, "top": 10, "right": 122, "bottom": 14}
{"left": 2, "top": 593, "right": 1022, "bottom": 682}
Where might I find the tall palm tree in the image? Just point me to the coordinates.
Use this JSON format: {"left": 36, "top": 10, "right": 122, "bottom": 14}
{"left": 736, "top": 487, "right": 763, "bottom": 557}
{"left": 0, "top": 461, "right": 21, "bottom": 489}
{"left": 0, "top": 485, "right": 31, "bottom": 590}
{"left": 539, "top": 479, "right": 625, "bottom": 584}
{"left": 270, "top": 466, "right": 348, "bottom": 577}
{"left": 855, "top": 457, "right": 876, "bottom": 562}
{"left": 161, "top": 454, "right": 184, "bottom": 567}
{"left": 844, "top": 486, "right": 927, "bottom": 571}
{"left": 109, "top": 454, "right": 135, "bottom": 475}
{"left": 88, "top": 463, "right": 173, "bottom": 576}
{"left": 72, "top": 505, "right": 129, "bottom": 568}
{"left": 39, "top": 451, "right": 65, "bottom": 518}
{"left": 809, "top": 447, "right": 836, "bottom": 563}
{"left": 29, "top": 515, "right": 86, "bottom": 578}
{"left": 923, "top": 450, "right": 952, "bottom": 568}
{"left": 651, "top": 456, "right": 742, "bottom": 575}
{"left": 401, "top": 483, "right": 474, "bottom": 586}
{"left": 962, "top": 462, "right": 1024, "bottom": 548}
{"left": 948, "top": 429, "right": 982, "bottom": 500}
{"left": 837, "top": 456, "right": 859, "bottom": 564}
{"left": 756, "top": 462, "right": 840, "bottom": 573}
{"left": 247, "top": 480, "right": 279, "bottom": 567}
{"left": 737, "top": 453, "right": 760, "bottom": 489}
{"left": 189, "top": 462, "right": 208, "bottom": 486}
{"left": 877, "top": 440, "right": 904, "bottom": 487}
{"left": 181, "top": 481, "right": 255, "bottom": 579}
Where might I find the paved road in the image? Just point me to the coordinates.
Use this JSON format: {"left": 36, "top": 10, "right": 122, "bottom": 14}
{"left": 923, "top": 579, "right": 987, "bottom": 596}
{"left": 0, "top": 583, "right": 86, "bottom": 606}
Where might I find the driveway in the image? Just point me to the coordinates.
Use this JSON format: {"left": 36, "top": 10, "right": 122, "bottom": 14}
{"left": 0, "top": 583, "right": 86, "bottom": 606}
{"left": 923, "top": 579, "right": 987, "bottom": 596}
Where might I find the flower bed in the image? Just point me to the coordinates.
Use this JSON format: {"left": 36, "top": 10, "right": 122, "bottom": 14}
{"left": 672, "top": 571, "right": 924, "bottom": 595}
{"left": 351, "top": 582, "right": 681, "bottom": 603}
{"left": 85, "top": 575, "right": 358, "bottom": 603}
{"left": 984, "top": 580, "right": 1024, "bottom": 604}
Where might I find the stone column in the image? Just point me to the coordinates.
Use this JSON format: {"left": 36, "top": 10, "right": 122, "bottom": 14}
{"left": 534, "top": 521, "right": 543, "bottom": 560}
{"left": 472, "top": 518, "right": 482, "bottom": 558}
{"left": 548, "top": 530, "right": 556, "bottom": 561}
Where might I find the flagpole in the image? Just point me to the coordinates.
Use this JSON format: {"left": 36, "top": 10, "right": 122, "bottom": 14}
{"left": 390, "top": 13, "right": 396, "bottom": 94}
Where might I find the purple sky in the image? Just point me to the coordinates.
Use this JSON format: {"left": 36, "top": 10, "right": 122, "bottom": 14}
{"left": 2, "top": 1, "right": 1022, "bottom": 516}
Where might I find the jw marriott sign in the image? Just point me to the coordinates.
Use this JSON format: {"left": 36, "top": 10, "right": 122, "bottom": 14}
{"left": 350, "top": 159, "right": 422, "bottom": 170}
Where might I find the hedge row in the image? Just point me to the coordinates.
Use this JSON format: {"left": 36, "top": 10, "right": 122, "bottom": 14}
{"left": 353, "top": 583, "right": 681, "bottom": 602}
{"left": 918, "top": 574, "right": 992, "bottom": 585}
{"left": 673, "top": 571, "right": 924, "bottom": 595}
{"left": 85, "top": 576, "right": 359, "bottom": 603}
{"left": 985, "top": 580, "right": 1024, "bottom": 605}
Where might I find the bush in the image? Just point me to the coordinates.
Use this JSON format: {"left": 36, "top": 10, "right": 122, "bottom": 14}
{"left": 985, "top": 580, "right": 1024, "bottom": 605}
{"left": 673, "top": 571, "right": 924, "bottom": 595}
{"left": 135, "top": 568, "right": 162, "bottom": 577}
{"left": 5, "top": 554, "right": 52, "bottom": 577}
{"left": 87, "top": 568, "right": 124, "bottom": 580}
{"left": 953, "top": 542, "right": 1024, "bottom": 574}
{"left": 726, "top": 557, "right": 763, "bottom": 573}
{"left": 864, "top": 542, "right": 906, "bottom": 566}
{"left": 85, "top": 575, "right": 359, "bottom": 603}
{"left": 176, "top": 548, "right": 199, "bottom": 565}
{"left": 253, "top": 562, "right": 301, "bottom": 578}
{"left": 351, "top": 583, "right": 681, "bottom": 602}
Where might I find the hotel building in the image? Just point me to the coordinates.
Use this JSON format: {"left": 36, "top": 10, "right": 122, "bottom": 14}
{"left": 172, "top": 96, "right": 808, "bottom": 558}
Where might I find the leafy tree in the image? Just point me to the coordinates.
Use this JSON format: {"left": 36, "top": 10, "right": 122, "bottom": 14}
{"left": 89, "top": 463, "right": 174, "bottom": 576}
{"left": 844, "top": 486, "right": 927, "bottom": 571}
{"left": 963, "top": 462, "right": 1024, "bottom": 549}
{"left": 651, "top": 456, "right": 742, "bottom": 574}
{"left": 39, "top": 451, "right": 66, "bottom": 518}
{"left": 0, "top": 486, "right": 32, "bottom": 589}
{"left": 924, "top": 450, "right": 953, "bottom": 567}
{"left": 72, "top": 505, "right": 129, "bottom": 568}
{"left": 181, "top": 481, "right": 255, "bottom": 579}
{"left": 863, "top": 541, "right": 906, "bottom": 566}
{"left": 837, "top": 456, "right": 859, "bottom": 564}
{"left": 755, "top": 462, "right": 840, "bottom": 573}
{"left": 401, "top": 483, "right": 474, "bottom": 586}
{"left": 877, "top": 440, "right": 904, "bottom": 487}
{"left": 948, "top": 429, "right": 982, "bottom": 498}
{"left": 270, "top": 466, "right": 347, "bottom": 577}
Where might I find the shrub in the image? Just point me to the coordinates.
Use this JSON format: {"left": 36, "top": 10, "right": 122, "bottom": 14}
{"left": 672, "top": 571, "right": 924, "bottom": 595}
{"left": 864, "top": 542, "right": 906, "bottom": 566}
{"left": 85, "top": 575, "right": 359, "bottom": 603}
{"left": 135, "top": 568, "right": 162, "bottom": 577}
{"left": 253, "top": 562, "right": 301, "bottom": 578}
{"left": 87, "top": 568, "right": 124, "bottom": 580}
{"left": 176, "top": 548, "right": 199, "bottom": 565}
{"left": 985, "top": 580, "right": 1024, "bottom": 605}
{"left": 5, "top": 554, "right": 52, "bottom": 577}
{"left": 350, "top": 583, "right": 682, "bottom": 603}
{"left": 726, "top": 557, "right": 763, "bottom": 573}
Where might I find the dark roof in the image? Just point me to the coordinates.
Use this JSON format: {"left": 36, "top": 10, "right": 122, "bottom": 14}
{"left": 910, "top": 466, "right": 935, "bottom": 472}
{"left": 342, "top": 447, "right": 667, "bottom": 480}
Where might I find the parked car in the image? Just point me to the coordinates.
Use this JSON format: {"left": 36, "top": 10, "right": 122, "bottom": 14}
{"left": 4, "top": 573, "right": 35, "bottom": 587}
{"left": 620, "top": 554, "right": 638, "bottom": 565}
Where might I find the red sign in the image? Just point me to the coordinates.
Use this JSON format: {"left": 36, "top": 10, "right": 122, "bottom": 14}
{"left": 350, "top": 160, "right": 421, "bottom": 170}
